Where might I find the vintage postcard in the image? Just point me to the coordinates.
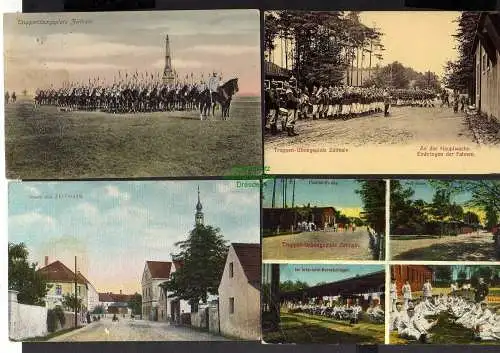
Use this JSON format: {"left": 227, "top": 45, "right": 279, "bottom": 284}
{"left": 262, "top": 178, "right": 386, "bottom": 261}
{"left": 264, "top": 11, "right": 500, "bottom": 174}
{"left": 7, "top": 180, "right": 261, "bottom": 341}
{"left": 389, "top": 179, "right": 500, "bottom": 261}
{"left": 262, "top": 263, "right": 385, "bottom": 344}
{"left": 390, "top": 264, "right": 500, "bottom": 344}
{"left": 4, "top": 10, "right": 261, "bottom": 179}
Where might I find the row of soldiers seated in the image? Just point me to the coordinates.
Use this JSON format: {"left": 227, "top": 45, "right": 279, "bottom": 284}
{"left": 283, "top": 297, "right": 384, "bottom": 324}
{"left": 391, "top": 294, "right": 500, "bottom": 343}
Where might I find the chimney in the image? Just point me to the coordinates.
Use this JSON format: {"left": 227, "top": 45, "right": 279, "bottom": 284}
{"left": 44, "top": 256, "right": 49, "bottom": 266}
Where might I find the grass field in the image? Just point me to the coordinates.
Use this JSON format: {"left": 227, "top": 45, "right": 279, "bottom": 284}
{"left": 263, "top": 312, "right": 384, "bottom": 344}
{"left": 5, "top": 97, "right": 262, "bottom": 178}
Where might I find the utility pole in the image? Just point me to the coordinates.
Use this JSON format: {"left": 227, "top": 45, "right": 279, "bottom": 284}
{"left": 74, "top": 256, "right": 77, "bottom": 328}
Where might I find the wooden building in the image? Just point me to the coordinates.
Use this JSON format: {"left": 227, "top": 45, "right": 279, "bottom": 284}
{"left": 391, "top": 265, "right": 434, "bottom": 297}
{"left": 473, "top": 12, "right": 500, "bottom": 121}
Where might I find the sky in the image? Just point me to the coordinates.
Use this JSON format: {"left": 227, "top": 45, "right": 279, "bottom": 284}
{"left": 400, "top": 180, "right": 473, "bottom": 205}
{"left": 269, "top": 11, "right": 461, "bottom": 78}
{"left": 279, "top": 264, "right": 384, "bottom": 286}
{"left": 359, "top": 11, "right": 461, "bottom": 77}
{"left": 4, "top": 10, "right": 260, "bottom": 95}
{"left": 262, "top": 179, "right": 370, "bottom": 217}
{"left": 8, "top": 180, "right": 260, "bottom": 294}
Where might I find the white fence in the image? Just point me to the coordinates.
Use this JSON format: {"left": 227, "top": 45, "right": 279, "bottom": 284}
{"left": 9, "top": 290, "right": 48, "bottom": 341}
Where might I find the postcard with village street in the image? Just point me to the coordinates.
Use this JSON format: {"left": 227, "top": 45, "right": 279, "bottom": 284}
{"left": 389, "top": 179, "right": 500, "bottom": 262}
{"left": 262, "top": 178, "right": 386, "bottom": 261}
{"left": 4, "top": 10, "right": 262, "bottom": 179}
{"left": 7, "top": 180, "right": 261, "bottom": 341}
{"left": 263, "top": 11, "right": 500, "bottom": 174}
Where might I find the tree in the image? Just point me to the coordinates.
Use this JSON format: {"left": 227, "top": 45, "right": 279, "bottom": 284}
{"left": 92, "top": 304, "right": 105, "bottom": 315}
{"left": 8, "top": 242, "right": 50, "bottom": 306}
{"left": 443, "top": 12, "right": 481, "bottom": 92}
{"left": 280, "top": 280, "right": 309, "bottom": 292}
{"left": 62, "top": 293, "right": 84, "bottom": 312}
{"left": 485, "top": 204, "right": 499, "bottom": 230}
{"left": 356, "top": 180, "right": 385, "bottom": 235}
{"left": 429, "top": 189, "right": 452, "bottom": 236}
{"left": 127, "top": 293, "right": 142, "bottom": 315}
{"left": 164, "top": 224, "right": 228, "bottom": 312}
{"left": 434, "top": 266, "right": 453, "bottom": 284}
{"left": 463, "top": 211, "right": 480, "bottom": 225}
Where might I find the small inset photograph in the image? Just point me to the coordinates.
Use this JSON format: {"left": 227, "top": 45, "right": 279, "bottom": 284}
{"left": 262, "top": 179, "right": 386, "bottom": 261}
{"left": 390, "top": 179, "right": 500, "bottom": 261}
{"left": 390, "top": 265, "right": 500, "bottom": 344}
{"left": 262, "top": 264, "right": 385, "bottom": 344}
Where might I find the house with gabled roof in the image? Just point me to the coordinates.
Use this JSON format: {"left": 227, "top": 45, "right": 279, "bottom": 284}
{"left": 218, "top": 243, "right": 261, "bottom": 340}
{"left": 36, "top": 257, "right": 90, "bottom": 312}
{"left": 142, "top": 260, "right": 192, "bottom": 321}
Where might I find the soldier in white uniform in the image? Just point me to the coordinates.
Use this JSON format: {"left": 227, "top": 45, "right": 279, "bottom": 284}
{"left": 391, "top": 302, "right": 407, "bottom": 332}
{"left": 422, "top": 279, "right": 433, "bottom": 302}
{"left": 476, "top": 307, "right": 500, "bottom": 341}
{"left": 390, "top": 280, "right": 398, "bottom": 312}
{"left": 208, "top": 71, "right": 219, "bottom": 106}
{"left": 399, "top": 305, "right": 436, "bottom": 343}
{"left": 402, "top": 281, "right": 412, "bottom": 309}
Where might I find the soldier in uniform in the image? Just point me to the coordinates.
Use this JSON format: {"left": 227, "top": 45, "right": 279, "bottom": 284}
{"left": 284, "top": 77, "right": 299, "bottom": 137}
{"left": 383, "top": 88, "right": 391, "bottom": 117}
{"left": 208, "top": 71, "right": 219, "bottom": 106}
{"left": 267, "top": 82, "right": 280, "bottom": 135}
{"left": 475, "top": 277, "right": 489, "bottom": 303}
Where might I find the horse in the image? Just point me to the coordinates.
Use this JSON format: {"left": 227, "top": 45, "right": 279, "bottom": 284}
{"left": 214, "top": 78, "right": 238, "bottom": 120}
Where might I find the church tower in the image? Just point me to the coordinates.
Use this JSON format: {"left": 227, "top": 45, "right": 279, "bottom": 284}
{"left": 162, "top": 34, "right": 175, "bottom": 85}
{"left": 195, "top": 186, "right": 204, "bottom": 226}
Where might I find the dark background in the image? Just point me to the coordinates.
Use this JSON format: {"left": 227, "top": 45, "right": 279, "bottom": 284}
{"left": 17, "top": 0, "right": 500, "bottom": 352}
{"left": 19, "top": 0, "right": 500, "bottom": 12}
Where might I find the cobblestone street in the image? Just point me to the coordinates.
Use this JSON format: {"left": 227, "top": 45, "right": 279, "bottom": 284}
{"left": 263, "top": 228, "right": 373, "bottom": 261}
{"left": 49, "top": 317, "right": 231, "bottom": 341}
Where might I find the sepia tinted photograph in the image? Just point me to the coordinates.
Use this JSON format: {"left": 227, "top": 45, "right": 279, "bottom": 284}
{"left": 264, "top": 11, "right": 500, "bottom": 174}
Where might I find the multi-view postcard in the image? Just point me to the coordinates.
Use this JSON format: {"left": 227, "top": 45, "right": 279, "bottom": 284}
{"left": 389, "top": 179, "right": 500, "bottom": 261}
{"left": 390, "top": 265, "right": 500, "bottom": 345}
{"left": 262, "top": 178, "right": 386, "bottom": 261}
{"left": 261, "top": 264, "right": 385, "bottom": 344}
{"left": 264, "top": 11, "right": 500, "bottom": 174}
{"left": 7, "top": 180, "right": 261, "bottom": 341}
{"left": 4, "top": 10, "right": 261, "bottom": 179}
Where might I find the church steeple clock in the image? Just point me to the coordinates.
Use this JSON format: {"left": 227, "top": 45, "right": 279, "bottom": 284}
{"left": 195, "top": 186, "right": 204, "bottom": 226}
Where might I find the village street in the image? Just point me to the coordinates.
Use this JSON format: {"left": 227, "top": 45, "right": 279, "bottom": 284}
{"left": 265, "top": 106, "right": 473, "bottom": 148}
{"left": 49, "top": 317, "right": 231, "bottom": 342}
{"left": 263, "top": 228, "right": 373, "bottom": 260}
{"left": 391, "top": 230, "right": 498, "bottom": 261}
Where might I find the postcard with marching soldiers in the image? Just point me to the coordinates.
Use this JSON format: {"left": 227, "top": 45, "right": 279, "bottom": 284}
{"left": 263, "top": 11, "right": 500, "bottom": 174}
{"left": 8, "top": 180, "right": 261, "bottom": 341}
{"left": 4, "top": 10, "right": 262, "bottom": 179}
